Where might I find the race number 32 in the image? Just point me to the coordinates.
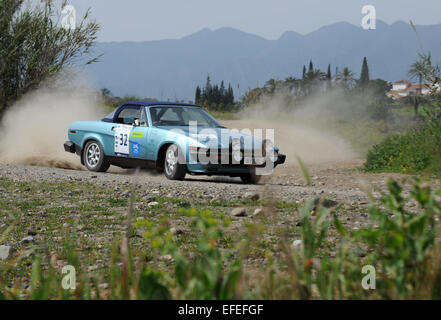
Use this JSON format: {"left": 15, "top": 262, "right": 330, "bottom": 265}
{"left": 119, "top": 133, "right": 128, "bottom": 146}
{"left": 114, "top": 125, "right": 133, "bottom": 155}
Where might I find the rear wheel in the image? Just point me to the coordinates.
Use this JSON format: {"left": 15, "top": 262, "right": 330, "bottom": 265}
{"left": 83, "top": 140, "right": 110, "bottom": 172}
{"left": 163, "top": 144, "right": 186, "bottom": 180}
{"left": 240, "top": 172, "right": 262, "bottom": 184}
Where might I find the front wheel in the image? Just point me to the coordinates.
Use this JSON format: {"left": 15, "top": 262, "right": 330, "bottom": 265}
{"left": 83, "top": 140, "right": 110, "bottom": 172}
{"left": 240, "top": 172, "right": 262, "bottom": 184}
{"left": 163, "top": 144, "right": 186, "bottom": 180}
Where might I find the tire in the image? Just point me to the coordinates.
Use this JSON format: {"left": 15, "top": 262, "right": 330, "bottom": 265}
{"left": 163, "top": 144, "right": 186, "bottom": 180}
{"left": 83, "top": 140, "right": 110, "bottom": 172}
{"left": 240, "top": 172, "right": 262, "bottom": 184}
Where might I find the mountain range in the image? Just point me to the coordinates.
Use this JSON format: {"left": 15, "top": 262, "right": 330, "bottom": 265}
{"left": 83, "top": 20, "right": 441, "bottom": 101}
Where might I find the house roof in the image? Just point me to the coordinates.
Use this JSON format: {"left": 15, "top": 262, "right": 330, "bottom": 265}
{"left": 394, "top": 80, "right": 412, "bottom": 85}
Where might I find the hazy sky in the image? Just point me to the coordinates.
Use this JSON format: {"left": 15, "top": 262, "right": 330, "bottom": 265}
{"left": 53, "top": 0, "right": 441, "bottom": 42}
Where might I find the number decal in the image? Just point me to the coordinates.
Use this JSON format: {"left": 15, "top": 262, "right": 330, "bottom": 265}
{"left": 119, "top": 134, "right": 128, "bottom": 146}
{"left": 114, "top": 125, "right": 132, "bottom": 156}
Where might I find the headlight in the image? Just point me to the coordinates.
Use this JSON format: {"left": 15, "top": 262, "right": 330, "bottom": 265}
{"left": 232, "top": 138, "right": 241, "bottom": 151}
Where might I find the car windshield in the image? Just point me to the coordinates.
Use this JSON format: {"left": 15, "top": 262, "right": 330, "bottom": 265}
{"left": 149, "top": 106, "right": 223, "bottom": 127}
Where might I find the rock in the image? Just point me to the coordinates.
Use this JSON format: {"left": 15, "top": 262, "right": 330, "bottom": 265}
{"left": 170, "top": 227, "right": 183, "bottom": 235}
{"left": 253, "top": 208, "right": 264, "bottom": 217}
{"left": 98, "top": 283, "right": 109, "bottom": 290}
{"left": 230, "top": 207, "right": 247, "bottom": 217}
{"left": 352, "top": 247, "right": 367, "bottom": 257}
{"left": 292, "top": 240, "right": 302, "bottom": 250}
{"left": 27, "top": 230, "right": 37, "bottom": 236}
{"left": 244, "top": 192, "right": 260, "bottom": 201}
{"left": 295, "top": 221, "right": 302, "bottom": 227}
{"left": 121, "top": 190, "right": 130, "bottom": 197}
{"left": 161, "top": 254, "right": 174, "bottom": 263}
{"left": 88, "top": 265, "right": 98, "bottom": 272}
{"left": 311, "top": 198, "right": 338, "bottom": 210}
{"left": 148, "top": 201, "right": 159, "bottom": 207}
{"left": 0, "top": 245, "right": 14, "bottom": 260}
{"left": 20, "top": 236, "right": 35, "bottom": 244}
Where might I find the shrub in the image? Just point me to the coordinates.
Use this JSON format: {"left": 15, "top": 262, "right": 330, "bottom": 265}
{"left": 365, "top": 125, "right": 436, "bottom": 173}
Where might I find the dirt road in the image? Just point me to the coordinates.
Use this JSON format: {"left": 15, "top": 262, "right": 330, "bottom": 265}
{"left": 0, "top": 160, "right": 414, "bottom": 206}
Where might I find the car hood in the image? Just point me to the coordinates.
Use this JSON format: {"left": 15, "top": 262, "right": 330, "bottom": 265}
{"left": 155, "top": 126, "right": 270, "bottom": 150}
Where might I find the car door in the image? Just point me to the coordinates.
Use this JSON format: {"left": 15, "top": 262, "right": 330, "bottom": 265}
{"left": 127, "top": 107, "right": 152, "bottom": 160}
{"left": 110, "top": 105, "right": 151, "bottom": 159}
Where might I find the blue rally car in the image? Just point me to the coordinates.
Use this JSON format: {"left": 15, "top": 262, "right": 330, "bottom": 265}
{"left": 64, "top": 101, "right": 286, "bottom": 184}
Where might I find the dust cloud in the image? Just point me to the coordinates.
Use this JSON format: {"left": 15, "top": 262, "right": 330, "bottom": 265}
{"left": 228, "top": 88, "right": 368, "bottom": 167}
{"left": 0, "top": 81, "right": 105, "bottom": 169}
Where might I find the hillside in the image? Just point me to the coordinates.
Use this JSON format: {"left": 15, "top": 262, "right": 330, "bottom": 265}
{"left": 83, "top": 20, "right": 441, "bottom": 100}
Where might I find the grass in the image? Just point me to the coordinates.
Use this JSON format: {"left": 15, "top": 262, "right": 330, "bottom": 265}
{"left": 2, "top": 172, "right": 441, "bottom": 299}
{"left": 0, "top": 177, "right": 304, "bottom": 298}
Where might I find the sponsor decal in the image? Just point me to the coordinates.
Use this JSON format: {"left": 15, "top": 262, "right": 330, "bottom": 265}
{"left": 131, "top": 131, "right": 144, "bottom": 138}
{"left": 132, "top": 142, "right": 141, "bottom": 156}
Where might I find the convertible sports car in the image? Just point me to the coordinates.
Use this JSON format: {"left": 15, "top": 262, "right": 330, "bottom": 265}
{"left": 64, "top": 101, "right": 286, "bottom": 184}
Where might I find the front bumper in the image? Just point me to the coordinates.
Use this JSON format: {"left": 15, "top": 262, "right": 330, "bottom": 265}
{"left": 187, "top": 149, "right": 287, "bottom": 176}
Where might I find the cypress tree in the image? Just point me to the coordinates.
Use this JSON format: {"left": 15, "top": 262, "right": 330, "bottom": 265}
{"left": 195, "top": 86, "right": 201, "bottom": 104}
{"left": 205, "top": 75, "right": 212, "bottom": 102}
{"left": 308, "top": 60, "right": 314, "bottom": 74}
{"left": 227, "top": 83, "right": 234, "bottom": 105}
{"left": 220, "top": 81, "right": 226, "bottom": 104}
{"left": 326, "top": 64, "right": 332, "bottom": 90}
{"left": 359, "top": 57, "right": 370, "bottom": 87}
{"left": 302, "top": 65, "right": 306, "bottom": 79}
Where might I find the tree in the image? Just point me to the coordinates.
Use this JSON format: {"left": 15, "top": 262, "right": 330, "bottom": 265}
{"left": 0, "top": 0, "right": 100, "bottom": 120}
{"left": 203, "top": 75, "right": 212, "bottom": 102}
{"left": 359, "top": 57, "right": 370, "bottom": 87}
{"left": 264, "top": 78, "right": 277, "bottom": 95}
{"left": 302, "top": 65, "right": 306, "bottom": 79}
{"left": 194, "top": 77, "right": 235, "bottom": 111}
{"left": 336, "top": 67, "right": 356, "bottom": 90}
{"left": 101, "top": 88, "right": 112, "bottom": 98}
{"left": 195, "top": 86, "right": 201, "bottom": 104}
{"left": 308, "top": 60, "right": 314, "bottom": 74}
{"left": 408, "top": 53, "right": 432, "bottom": 117}
{"left": 227, "top": 83, "right": 234, "bottom": 105}
{"left": 326, "top": 64, "right": 332, "bottom": 90}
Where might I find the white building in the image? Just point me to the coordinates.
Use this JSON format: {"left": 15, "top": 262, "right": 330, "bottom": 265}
{"left": 387, "top": 80, "right": 434, "bottom": 100}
